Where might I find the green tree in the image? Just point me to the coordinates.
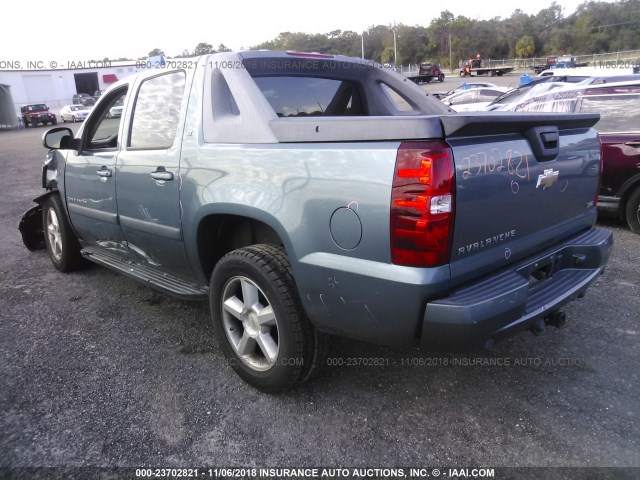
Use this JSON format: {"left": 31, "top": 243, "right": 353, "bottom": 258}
{"left": 147, "top": 48, "right": 164, "bottom": 57}
{"left": 217, "top": 43, "right": 232, "bottom": 52}
{"left": 193, "top": 42, "right": 214, "bottom": 55}
{"left": 515, "top": 35, "right": 536, "bottom": 57}
{"left": 380, "top": 46, "right": 395, "bottom": 64}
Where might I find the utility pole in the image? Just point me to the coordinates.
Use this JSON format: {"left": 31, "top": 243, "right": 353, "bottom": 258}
{"left": 361, "top": 32, "right": 365, "bottom": 59}
{"left": 449, "top": 32, "right": 452, "bottom": 72}
{"left": 393, "top": 21, "right": 398, "bottom": 66}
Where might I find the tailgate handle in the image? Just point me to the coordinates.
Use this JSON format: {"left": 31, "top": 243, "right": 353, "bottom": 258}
{"left": 524, "top": 126, "right": 559, "bottom": 162}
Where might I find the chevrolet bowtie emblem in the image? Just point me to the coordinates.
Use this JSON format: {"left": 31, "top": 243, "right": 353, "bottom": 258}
{"left": 536, "top": 168, "right": 559, "bottom": 190}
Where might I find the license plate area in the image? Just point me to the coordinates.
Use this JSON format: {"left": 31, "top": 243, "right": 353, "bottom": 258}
{"left": 519, "top": 253, "right": 561, "bottom": 287}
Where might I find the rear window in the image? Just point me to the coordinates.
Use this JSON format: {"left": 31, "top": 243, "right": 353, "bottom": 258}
{"left": 515, "top": 90, "right": 579, "bottom": 113}
{"left": 252, "top": 76, "right": 364, "bottom": 117}
{"left": 579, "top": 94, "right": 640, "bottom": 133}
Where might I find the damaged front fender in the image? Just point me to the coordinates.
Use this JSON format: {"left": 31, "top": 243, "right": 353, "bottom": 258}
{"left": 18, "top": 191, "right": 56, "bottom": 251}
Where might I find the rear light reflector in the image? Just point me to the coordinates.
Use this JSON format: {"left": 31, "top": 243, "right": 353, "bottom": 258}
{"left": 390, "top": 141, "right": 455, "bottom": 267}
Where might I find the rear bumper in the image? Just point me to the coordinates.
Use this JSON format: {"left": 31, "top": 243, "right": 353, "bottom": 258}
{"left": 421, "top": 227, "right": 613, "bottom": 350}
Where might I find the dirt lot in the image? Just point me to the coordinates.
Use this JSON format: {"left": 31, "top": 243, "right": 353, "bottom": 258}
{"left": 0, "top": 124, "right": 639, "bottom": 477}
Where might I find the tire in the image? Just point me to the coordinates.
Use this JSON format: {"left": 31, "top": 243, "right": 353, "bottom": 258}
{"left": 210, "top": 244, "right": 327, "bottom": 393}
{"left": 625, "top": 187, "right": 640, "bottom": 234}
{"left": 52, "top": 118, "right": 57, "bottom": 125}
{"left": 42, "top": 194, "right": 86, "bottom": 272}
{"left": 72, "top": 115, "right": 76, "bottom": 122}
{"left": 439, "top": 74, "right": 445, "bottom": 82}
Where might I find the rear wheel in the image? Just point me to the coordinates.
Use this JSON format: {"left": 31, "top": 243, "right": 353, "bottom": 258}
{"left": 72, "top": 115, "right": 76, "bottom": 122}
{"left": 625, "top": 187, "right": 640, "bottom": 234}
{"left": 43, "top": 194, "right": 86, "bottom": 272}
{"left": 439, "top": 74, "right": 445, "bottom": 82}
{"left": 210, "top": 244, "right": 327, "bottom": 393}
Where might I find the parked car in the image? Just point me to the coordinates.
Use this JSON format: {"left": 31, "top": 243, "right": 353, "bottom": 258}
{"left": 59, "top": 105, "right": 90, "bottom": 123}
{"left": 72, "top": 93, "right": 96, "bottom": 107}
{"left": 507, "top": 80, "right": 640, "bottom": 233}
{"left": 440, "top": 87, "right": 509, "bottom": 111}
{"left": 19, "top": 51, "right": 611, "bottom": 392}
{"left": 432, "top": 82, "right": 498, "bottom": 100}
{"left": 20, "top": 104, "right": 57, "bottom": 127}
{"left": 94, "top": 89, "right": 105, "bottom": 99}
{"left": 486, "top": 74, "right": 640, "bottom": 112}
{"left": 105, "top": 98, "right": 124, "bottom": 118}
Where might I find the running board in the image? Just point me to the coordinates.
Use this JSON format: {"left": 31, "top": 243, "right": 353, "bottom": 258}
{"left": 81, "top": 247, "right": 208, "bottom": 300}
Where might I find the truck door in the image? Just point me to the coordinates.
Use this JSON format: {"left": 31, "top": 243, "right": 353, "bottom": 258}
{"left": 65, "top": 86, "right": 128, "bottom": 251}
{"left": 115, "top": 70, "right": 194, "bottom": 279}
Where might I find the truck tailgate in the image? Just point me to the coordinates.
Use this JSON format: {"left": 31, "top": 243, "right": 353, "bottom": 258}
{"left": 442, "top": 113, "right": 601, "bottom": 286}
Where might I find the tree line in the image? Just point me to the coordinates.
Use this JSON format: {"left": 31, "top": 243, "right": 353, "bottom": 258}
{"left": 120, "top": 0, "right": 640, "bottom": 68}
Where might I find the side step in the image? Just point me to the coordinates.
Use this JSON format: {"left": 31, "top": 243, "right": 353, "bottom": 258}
{"left": 81, "top": 247, "right": 208, "bottom": 300}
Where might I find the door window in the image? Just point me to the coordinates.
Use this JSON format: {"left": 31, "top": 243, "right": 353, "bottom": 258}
{"left": 128, "top": 71, "right": 186, "bottom": 149}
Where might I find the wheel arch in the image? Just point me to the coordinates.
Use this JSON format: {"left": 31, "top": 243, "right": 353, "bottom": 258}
{"left": 192, "top": 206, "right": 294, "bottom": 282}
{"left": 617, "top": 173, "right": 640, "bottom": 218}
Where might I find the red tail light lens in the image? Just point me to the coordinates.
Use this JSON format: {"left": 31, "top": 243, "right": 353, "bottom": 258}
{"left": 390, "top": 141, "right": 455, "bottom": 267}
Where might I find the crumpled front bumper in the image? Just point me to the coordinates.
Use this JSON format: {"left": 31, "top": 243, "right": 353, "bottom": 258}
{"left": 18, "top": 204, "right": 45, "bottom": 251}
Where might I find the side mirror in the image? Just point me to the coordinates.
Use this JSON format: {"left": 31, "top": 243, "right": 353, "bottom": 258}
{"left": 42, "top": 127, "right": 78, "bottom": 150}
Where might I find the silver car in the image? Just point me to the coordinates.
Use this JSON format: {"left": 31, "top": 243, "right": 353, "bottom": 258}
{"left": 60, "top": 105, "right": 90, "bottom": 123}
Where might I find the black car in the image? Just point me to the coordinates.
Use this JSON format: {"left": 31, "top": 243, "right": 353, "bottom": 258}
{"left": 72, "top": 93, "right": 96, "bottom": 107}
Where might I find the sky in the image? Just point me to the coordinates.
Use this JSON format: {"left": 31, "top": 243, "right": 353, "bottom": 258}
{"left": 1, "top": 0, "right": 613, "bottom": 62}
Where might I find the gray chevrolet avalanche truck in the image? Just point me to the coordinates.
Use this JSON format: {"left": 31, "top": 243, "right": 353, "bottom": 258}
{"left": 19, "top": 51, "right": 613, "bottom": 392}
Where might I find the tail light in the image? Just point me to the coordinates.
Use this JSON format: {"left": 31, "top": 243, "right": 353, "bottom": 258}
{"left": 390, "top": 141, "right": 455, "bottom": 267}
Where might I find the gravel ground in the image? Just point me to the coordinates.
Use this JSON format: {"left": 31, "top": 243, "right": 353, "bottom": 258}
{"left": 0, "top": 123, "right": 638, "bottom": 477}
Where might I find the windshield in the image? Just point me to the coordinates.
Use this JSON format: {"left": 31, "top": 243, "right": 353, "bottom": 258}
{"left": 28, "top": 104, "right": 47, "bottom": 111}
{"left": 71, "top": 105, "right": 86, "bottom": 111}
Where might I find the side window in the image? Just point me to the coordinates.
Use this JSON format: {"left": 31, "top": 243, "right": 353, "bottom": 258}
{"left": 451, "top": 91, "right": 477, "bottom": 104}
{"left": 129, "top": 71, "right": 186, "bottom": 149}
{"left": 477, "top": 89, "right": 502, "bottom": 102}
{"left": 579, "top": 94, "right": 640, "bottom": 133}
{"left": 86, "top": 88, "right": 128, "bottom": 149}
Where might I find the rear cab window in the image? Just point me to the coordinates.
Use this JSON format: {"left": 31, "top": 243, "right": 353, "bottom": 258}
{"left": 240, "top": 55, "right": 441, "bottom": 117}
{"left": 251, "top": 76, "right": 364, "bottom": 117}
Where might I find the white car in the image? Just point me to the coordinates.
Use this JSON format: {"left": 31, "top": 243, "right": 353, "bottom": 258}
{"left": 440, "top": 87, "right": 509, "bottom": 112}
{"left": 60, "top": 104, "right": 90, "bottom": 122}
{"left": 106, "top": 99, "right": 124, "bottom": 119}
{"left": 432, "top": 82, "right": 498, "bottom": 99}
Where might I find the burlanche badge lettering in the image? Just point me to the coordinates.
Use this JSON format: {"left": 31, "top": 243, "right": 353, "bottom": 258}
{"left": 536, "top": 168, "right": 559, "bottom": 189}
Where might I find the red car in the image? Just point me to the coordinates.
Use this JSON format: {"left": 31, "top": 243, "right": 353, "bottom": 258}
{"left": 585, "top": 86, "right": 640, "bottom": 233}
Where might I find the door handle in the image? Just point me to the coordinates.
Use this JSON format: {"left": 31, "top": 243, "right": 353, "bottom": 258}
{"left": 150, "top": 167, "right": 174, "bottom": 181}
{"left": 624, "top": 141, "right": 640, "bottom": 147}
{"left": 96, "top": 166, "right": 112, "bottom": 177}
